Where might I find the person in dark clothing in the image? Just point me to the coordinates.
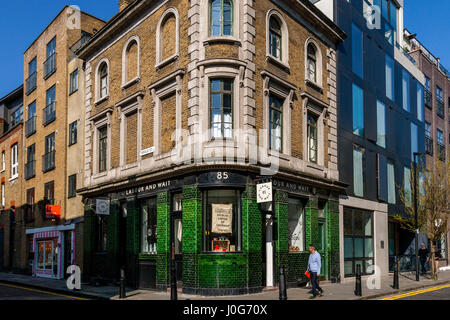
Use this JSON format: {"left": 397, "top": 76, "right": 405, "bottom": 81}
{"left": 418, "top": 243, "right": 429, "bottom": 275}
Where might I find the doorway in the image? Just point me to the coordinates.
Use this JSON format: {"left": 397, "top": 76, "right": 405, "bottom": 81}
{"left": 171, "top": 193, "right": 183, "bottom": 285}
{"left": 318, "top": 219, "right": 328, "bottom": 279}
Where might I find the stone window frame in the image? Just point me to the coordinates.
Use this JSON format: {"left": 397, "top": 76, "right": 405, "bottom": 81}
{"left": 155, "top": 7, "right": 180, "bottom": 70}
{"left": 261, "top": 70, "right": 295, "bottom": 158}
{"left": 304, "top": 38, "right": 323, "bottom": 90}
{"left": 116, "top": 91, "right": 145, "bottom": 169}
{"left": 149, "top": 69, "right": 185, "bottom": 158}
{"left": 301, "top": 91, "right": 328, "bottom": 169}
{"left": 198, "top": 61, "right": 244, "bottom": 143}
{"left": 94, "top": 58, "right": 110, "bottom": 105}
{"left": 266, "top": 9, "right": 290, "bottom": 71}
{"left": 121, "top": 35, "right": 141, "bottom": 89}
{"left": 89, "top": 108, "right": 113, "bottom": 177}
{"left": 200, "top": 0, "right": 242, "bottom": 48}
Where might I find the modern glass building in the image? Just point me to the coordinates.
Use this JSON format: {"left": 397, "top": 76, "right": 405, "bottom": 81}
{"left": 312, "top": 0, "right": 426, "bottom": 277}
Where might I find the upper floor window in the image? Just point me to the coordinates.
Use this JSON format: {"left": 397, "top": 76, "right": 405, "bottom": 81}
{"left": 352, "top": 83, "right": 364, "bottom": 137}
{"left": 269, "top": 16, "right": 282, "bottom": 59}
{"left": 425, "top": 76, "right": 431, "bottom": 91}
{"left": 352, "top": 23, "right": 363, "bottom": 79}
{"left": 307, "top": 44, "right": 317, "bottom": 83}
{"left": 98, "top": 126, "right": 108, "bottom": 173}
{"left": 377, "top": 0, "right": 398, "bottom": 44}
{"left": 436, "top": 86, "right": 443, "bottom": 102}
{"left": 1, "top": 151, "right": 5, "bottom": 172}
{"left": 10, "top": 106, "right": 23, "bottom": 127}
{"left": 385, "top": 54, "right": 394, "bottom": 101}
{"left": 122, "top": 36, "right": 140, "bottom": 86}
{"left": 26, "top": 57, "right": 37, "bottom": 94}
{"left": 307, "top": 113, "right": 318, "bottom": 163}
{"left": 69, "top": 69, "right": 78, "bottom": 94}
{"left": 69, "top": 121, "right": 78, "bottom": 146}
{"left": 210, "top": 79, "right": 233, "bottom": 139}
{"left": 269, "top": 94, "right": 283, "bottom": 152}
{"left": 44, "top": 37, "right": 57, "bottom": 78}
{"left": 411, "top": 123, "right": 418, "bottom": 161}
{"left": 156, "top": 8, "right": 179, "bottom": 68}
{"left": 96, "top": 60, "right": 109, "bottom": 101}
{"left": 210, "top": 0, "right": 233, "bottom": 36}
{"left": 44, "top": 181, "right": 55, "bottom": 205}
{"left": 11, "top": 143, "right": 18, "bottom": 180}
{"left": 402, "top": 69, "right": 410, "bottom": 112}
{"left": 68, "top": 174, "right": 77, "bottom": 198}
{"left": 417, "top": 84, "right": 424, "bottom": 122}
{"left": 47, "top": 37, "right": 56, "bottom": 58}
{"left": 353, "top": 145, "right": 364, "bottom": 197}
{"left": 376, "top": 100, "right": 386, "bottom": 148}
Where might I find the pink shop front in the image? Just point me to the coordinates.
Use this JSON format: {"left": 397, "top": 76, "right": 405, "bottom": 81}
{"left": 26, "top": 225, "right": 76, "bottom": 279}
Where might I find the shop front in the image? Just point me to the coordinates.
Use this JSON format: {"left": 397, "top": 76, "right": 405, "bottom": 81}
{"left": 26, "top": 225, "right": 76, "bottom": 279}
{"left": 83, "top": 169, "right": 343, "bottom": 295}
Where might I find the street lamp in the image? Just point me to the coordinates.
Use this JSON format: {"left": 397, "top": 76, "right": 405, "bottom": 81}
{"left": 413, "top": 152, "right": 424, "bottom": 282}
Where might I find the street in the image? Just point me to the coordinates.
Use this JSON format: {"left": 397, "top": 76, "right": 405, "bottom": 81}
{"left": 378, "top": 284, "right": 450, "bottom": 300}
{"left": 0, "top": 282, "right": 88, "bottom": 300}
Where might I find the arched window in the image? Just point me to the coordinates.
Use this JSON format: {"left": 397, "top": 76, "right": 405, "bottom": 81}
{"left": 210, "top": 0, "right": 233, "bottom": 36}
{"left": 269, "top": 17, "right": 282, "bottom": 59}
{"left": 307, "top": 44, "right": 317, "bottom": 83}
{"left": 99, "top": 62, "right": 108, "bottom": 98}
{"left": 156, "top": 8, "right": 180, "bottom": 68}
{"left": 122, "top": 36, "right": 140, "bottom": 86}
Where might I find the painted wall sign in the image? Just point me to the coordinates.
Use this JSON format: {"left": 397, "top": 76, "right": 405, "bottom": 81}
{"left": 96, "top": 199, "right": 110, "bottom": 215}
{"left": 211, "top": 204, "right": 233, "bottom": 234}
{"left": 257, "top": 182, "right": 273, "bottom": 203}
{"left": 125, "top": 180, "right": 173, "bottom": 196}
{"left": 140, "top": 147, "right": 155, "bottom": 157}
{"left": 198, "top": 171, "right": 248, "bottom": 186}
{"left": 272, "top": 179, "right": 313, "bottom": 194}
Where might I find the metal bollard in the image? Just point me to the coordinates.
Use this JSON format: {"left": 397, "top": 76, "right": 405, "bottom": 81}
{"left": 119, "top": 267, "right": 126, "bottom": 299}
{"left": 393, "top": 256, "right": 399, "bottom": 289}
{"left": 279, "top": 266, "right": 287, "bottom": 300}
{"left": 170, "top": 261, "right": 178, "bottom": 301}
{"left": 354, "top": 264, "right": 362, "bottom": 296}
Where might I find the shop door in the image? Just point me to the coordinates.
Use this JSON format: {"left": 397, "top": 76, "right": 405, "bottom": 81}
{"left": 0, "top": 229, "right": 4, "bottom": 269}
{"left": 318, "top": 220, "right": 328, "bottom": 279}
{"left": 171, "top": 193, "right": 183, "bottom": 285}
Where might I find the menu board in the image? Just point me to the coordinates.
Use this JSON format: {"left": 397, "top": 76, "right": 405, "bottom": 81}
{"left": 211, "top": 204, "right": 233, "bottom": 234}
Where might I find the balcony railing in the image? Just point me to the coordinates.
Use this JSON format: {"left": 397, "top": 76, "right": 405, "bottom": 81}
{"left": 424, "top": 89, "right": 432, "bottom": 109}
{"left": 44, "top": 53, "right": 56, "bottom": 79}
{"left": 26, "top": 72, "right": 37, "bottom": 95}
{"left": 437, "top": 99, "right": 444, "bottom": 118}
{"left": 425, "top": 136, "right": 433, "bottom": 155}
{"left": 42, "top": 151, "right": 55, "bottom": 173}
{"left": 25, "top": 161, "right": 36, "bottom": 180}
{"left": 437, "top": 144, "right": 446, "bottom": 161}
{"left": 43, "top": 102, "right": 56, "bottom": 126}
{"left": 25, "top": 116, "right": 36, "bottom": 137}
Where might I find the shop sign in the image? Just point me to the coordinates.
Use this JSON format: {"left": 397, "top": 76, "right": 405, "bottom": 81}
{"left": 125, "top": 180, "right": 172, "bottom": 196}
{"left": 272, "top": 179, "right": 312, "bottom": 194}
{"left": 140, "top": 147, "right": 155, "bottom": 157}
{"left": 96, "top": 199, "right": 110, "bottom": 215}
{"left": 257, "top": 182, "right": 273, "bottom": 203}
{"left": 45, "top": 205, "right": 61, "bottom": 219}
{"left": 198, "top": 171, "right": 247, "bottom": 186}
{"left": 211, "top": 204, "right": 233, "bottom": 234}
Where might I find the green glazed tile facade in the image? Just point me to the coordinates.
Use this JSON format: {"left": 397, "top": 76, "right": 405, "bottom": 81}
{"left": 156, "top": 191, "right": 170, "bottom": 289}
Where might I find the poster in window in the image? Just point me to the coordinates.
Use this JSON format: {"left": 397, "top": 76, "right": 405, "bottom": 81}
{"left": 211, "top": 204, "right": 233, "bottom": 234}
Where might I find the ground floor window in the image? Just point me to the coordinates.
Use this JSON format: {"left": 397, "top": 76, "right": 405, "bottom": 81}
{"left": 36, "top": 238, "right": 58, "bottom": 276}
{"left": 288, "top": 197, "right": 305, "bottom": 252}
{"left": 203, "top": 189, "right": 241, "bottom": 252}
{"left": 141, "top": 198, "right": 157, "bottom": 254}
{"left": 95, "top": 215, "right": 108, "bottom": 252}
{"left": 344, "top": 207, "right": 374, "bottom": 277}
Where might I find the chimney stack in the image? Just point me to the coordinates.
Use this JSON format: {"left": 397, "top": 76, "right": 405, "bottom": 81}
{"left": 119, "top": 0, "right": 134, "bottom": 12}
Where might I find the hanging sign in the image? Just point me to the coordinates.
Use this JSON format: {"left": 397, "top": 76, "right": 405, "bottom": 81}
{"left": 211, "top": 204, "right": 233, "bottom": 234}
{"left": 45, "top": 205, "right": 61, "bottom": 219}
{"left": 96, "top": 199, "right": 110, "bottom": 215}
{"left": 257, "top": 182, "right": 273, "bottom": 203}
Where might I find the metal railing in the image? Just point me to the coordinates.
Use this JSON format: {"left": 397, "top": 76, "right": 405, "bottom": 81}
{"left": 44, "top": 53, "right": 56, "bottom": 79}
{"left": 424, "top": 89, "right": 432, "bottom": 109}
{"left": 425, "top": 136, "right": 433, "bottom": 155}
{"left": 26, "top": 72, "right": 37, "bottom": 94}
{"left": 43, "top": 102, "right": 56, "bottom": 126}
{"left": 25, "top": 116, "right": 36, "bottom": 137}
{"left": 42, "top": 151, "right": 55, "bottom": 173}
{"left": 25, "top": 161, "right": 35, "bottom": 180}
{"left": 437, "top": 99, "right": 444, "bottom": 118}
{"left": 70, "top": 33, "right": 93, "bottom": 58}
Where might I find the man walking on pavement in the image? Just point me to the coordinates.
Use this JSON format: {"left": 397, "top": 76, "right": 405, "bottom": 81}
{"left": 418, "top": 243, "right": 429, "bottom": 275}
{"left": 307, "top": 244, "right": 323, "bottom": 299}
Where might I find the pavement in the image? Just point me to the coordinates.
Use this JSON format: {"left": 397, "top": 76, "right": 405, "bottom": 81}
{"left": 0, "top": 270, "right": 449, "bottom": 300}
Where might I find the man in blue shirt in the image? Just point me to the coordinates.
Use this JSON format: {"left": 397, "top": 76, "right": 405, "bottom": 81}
{"left": 307, "top": 244, "right": 323, "bottom": 299}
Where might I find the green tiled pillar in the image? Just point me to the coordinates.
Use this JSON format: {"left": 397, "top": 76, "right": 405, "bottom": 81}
{"left": 156, "top": 191, "right": 170, "bottom": 290}
{"left": 242, "top": 185, "right": 262, "bottom": 289}
{"left": 182, "top": 185, "right": 202, "bottom": 290}
{"left": 274, "top": 190, "right": 288, "bottom": 283}
{"left": 326, "top": 199, "right": 340, "bottom": 281}
{"left": 305, "top": 197, "right": 319, "bottom": 247}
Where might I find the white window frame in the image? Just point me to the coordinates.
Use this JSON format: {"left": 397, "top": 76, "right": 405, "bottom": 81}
{"left": 155, "top": 8, "right": 180, "bottom": 69}
{"left": 266, "top": 9, "right": 290, "bottom": 70}
{"left": 304, "top": 38, "right": 323, "bottom": 89}
{"left": 1, "top": 151, "right": 5, "bottom": 172}
{"left": 121, "top": 35, "right": 141, "bottom": 88}
{"left": 1, "top": 183, "right": 4, "bottom": 207}
{"left": 95, "top": 58, "right": 110, "bottom": 105}
{"left": 11, "top": 144, "right": 18, "bottom": 180}
{"left": 90, "top": 109, "right": 113, "bottom": 176}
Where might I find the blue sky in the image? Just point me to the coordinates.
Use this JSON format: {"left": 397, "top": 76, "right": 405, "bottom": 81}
{"left": 0, "top": 0, "right": 449, "bottom": 98}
